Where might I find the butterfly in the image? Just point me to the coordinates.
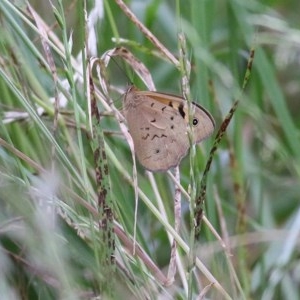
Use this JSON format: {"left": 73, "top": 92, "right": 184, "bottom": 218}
{"left": 123, "top": 86, "right": 215, "bottom": 172}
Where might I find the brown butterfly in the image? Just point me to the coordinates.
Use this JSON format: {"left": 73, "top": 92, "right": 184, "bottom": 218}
{"left": 123, "top": 86, "right": 215, "bottom": 172}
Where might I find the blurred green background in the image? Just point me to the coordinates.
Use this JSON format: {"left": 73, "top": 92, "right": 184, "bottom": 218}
{"left": 0, "top": 0, "right": 299, "bottom": 299}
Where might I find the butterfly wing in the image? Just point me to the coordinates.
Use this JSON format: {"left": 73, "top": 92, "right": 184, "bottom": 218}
{"left": 138, "top": 91, "right": 215, "bottom": 143}
{"left": 126, "top": 102, "right": 190, "bottom": 171}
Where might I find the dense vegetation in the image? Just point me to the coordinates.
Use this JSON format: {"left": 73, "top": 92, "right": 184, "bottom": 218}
{"left": 0, "top": 0, "right": 299, "bottom": 299}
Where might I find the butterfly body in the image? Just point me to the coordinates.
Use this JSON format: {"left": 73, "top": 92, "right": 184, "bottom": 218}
{"left": 123, "top": 86, "right": 215, "bottom": 172}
